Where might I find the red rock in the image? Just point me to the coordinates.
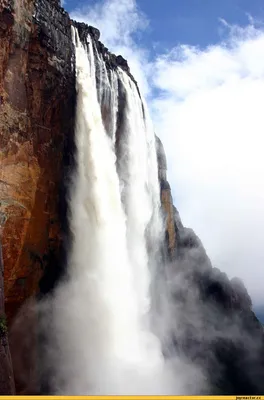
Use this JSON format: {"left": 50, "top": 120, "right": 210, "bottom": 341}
{"left": 0, "top": 0, "right": 75, "bottom": 323}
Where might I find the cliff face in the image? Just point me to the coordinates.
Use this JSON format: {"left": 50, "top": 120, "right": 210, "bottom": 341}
{"left": 156, "top": 136, "right": 177, "bottom": 259}
{"left": 0, "top": 237, "right": 15, "bottom": 394}
{"left": 0, "top": 0, "right": 153, "bottom": 324}
{"left": 0, "top": 0, "right": 263, "bottom": 396}
{"left": 0, "top": 0, "right": 75, "bottom": 322}
{"left": 166, "top": 218, "right": 264, "bottom": 394}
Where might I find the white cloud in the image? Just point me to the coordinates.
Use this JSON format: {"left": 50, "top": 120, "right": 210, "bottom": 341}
{"left": 70, "top": 1, "right": 264, "bottom": 307}
{"left": 152, "top": 23, "right": 264, "bottom": 307}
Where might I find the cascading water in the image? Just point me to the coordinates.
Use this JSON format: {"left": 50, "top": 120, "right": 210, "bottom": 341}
{"left": 47, "top": 27, "right": 173, "bottom": 394}
{"left": 94, "top": 45, "right": 119, "bottom": 141}
{"left": 116, "top": 70, "right": 163, "bottom": 320}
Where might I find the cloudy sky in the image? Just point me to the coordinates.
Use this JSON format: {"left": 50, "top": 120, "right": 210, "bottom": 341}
{"left": 63, "top": 0, "right": 264, "bottom": 313}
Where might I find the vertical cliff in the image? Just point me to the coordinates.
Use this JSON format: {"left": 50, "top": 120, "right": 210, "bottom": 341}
{"left": 156, "top": 136, "right": 177, "bottom": 259}
{"left": 0, "top": 0, "right": 75, "bottom": 323}
{"left": 0, "top": 235, "right": 15, "bottom": 394}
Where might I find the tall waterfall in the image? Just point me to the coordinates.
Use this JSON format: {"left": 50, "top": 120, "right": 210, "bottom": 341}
{"left": 48, "top": 27, "right": 170, "bottom": 394}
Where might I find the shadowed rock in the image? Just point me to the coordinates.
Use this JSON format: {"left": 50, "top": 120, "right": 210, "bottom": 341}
{"left": 0, "top": 232, "right": 15, "bottom": 394}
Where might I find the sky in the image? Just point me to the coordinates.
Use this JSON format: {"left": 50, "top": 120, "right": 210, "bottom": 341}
{"left": 63, "top": 0, "right": 264, "bottom": 313}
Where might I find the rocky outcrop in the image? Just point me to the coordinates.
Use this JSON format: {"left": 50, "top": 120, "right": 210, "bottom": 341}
{"left": 0, "top": 0, "right": 75, "bottom": 323}
{"left": 156, "top": 135, "right": 177, "bottom": 258}
{"left": 74, "top": 22, "right": 132, "bottom": 76}
{"left": 166, "top": 213, "right": 264, "bottom": 394}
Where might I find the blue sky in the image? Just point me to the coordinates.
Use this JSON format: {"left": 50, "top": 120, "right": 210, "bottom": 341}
{"left": 65, "top": 0, "right": 264, "bottom": 50}
{"left": 64, "top": 0, "right": 264, "bottom": 319}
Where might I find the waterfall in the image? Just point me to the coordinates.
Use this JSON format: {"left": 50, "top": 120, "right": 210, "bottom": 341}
{"left": 116, "top": 70, "right": 163, "bottom": 319}
{"left": 48, "top": 27, "right": 170, "bottom": 394}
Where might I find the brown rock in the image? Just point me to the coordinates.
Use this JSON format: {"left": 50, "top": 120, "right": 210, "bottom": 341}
{"left": 8, "top": 298, "right": 39, "bottom": 395}
{"left": 161, "top": 187, "right": 176, "bottom": 258}
{"left": 156, "top": 135, "right": 177, "bottom": 258}
{"left": 0, "top": 0, "right": 75, "bottom": 323}
{"left": 0, "top": 234, "right": 15, "bottom": 394}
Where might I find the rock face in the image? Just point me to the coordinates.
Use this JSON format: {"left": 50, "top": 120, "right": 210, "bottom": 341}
{"left": 1, "top": 0, "right": 264, "bottom": 396}
{"left": 166, "top": 217, "right": 264, "bottom": 394}
{"left": 0, "top": 0, "right": 75, "bottom": 323}
{"left": 0, "top": 236, "right": 15, "bottom": 394}
{"left": 156, "top": 136, "right": 177, "bottom": 258}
